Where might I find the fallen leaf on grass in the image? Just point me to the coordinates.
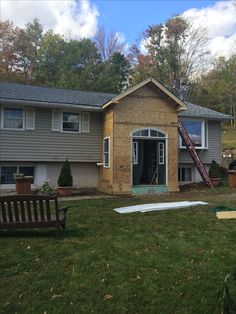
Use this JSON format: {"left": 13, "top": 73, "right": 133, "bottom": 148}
{"left": 51, "top": 294, "right": 62, "bottom": 300}
{"left": 104, "top": 294, "right": 113, "bottom": 300}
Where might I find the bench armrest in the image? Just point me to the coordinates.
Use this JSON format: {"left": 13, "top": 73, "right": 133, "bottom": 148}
{"left": 58, "top": 206, "right": 68, "bottom": 214}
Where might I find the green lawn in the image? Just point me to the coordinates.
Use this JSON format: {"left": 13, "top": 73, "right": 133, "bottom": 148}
{"left": 222, "top": 125, "right": 236, "bottom": 149}
{"left": 1, "top": 188, "right": 236, "bottom": 313}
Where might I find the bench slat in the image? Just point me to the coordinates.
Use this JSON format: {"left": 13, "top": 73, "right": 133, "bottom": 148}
{"left": 1, "top": 202, "right": 7, "bottom": 223}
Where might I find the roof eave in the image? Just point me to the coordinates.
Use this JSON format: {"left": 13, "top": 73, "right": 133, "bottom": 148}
{"left": 0, "top": 98, "right": 103, "bottom": 111}
{"left": 179, "top": 113, "right": 232, "bottom": 120}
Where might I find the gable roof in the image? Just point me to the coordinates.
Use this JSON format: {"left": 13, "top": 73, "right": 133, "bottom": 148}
{"left": 0, "top": 82, "right": 115, "bottom": 109}
{"left": 102, "top": 77, "right": 188, "bottom": 111}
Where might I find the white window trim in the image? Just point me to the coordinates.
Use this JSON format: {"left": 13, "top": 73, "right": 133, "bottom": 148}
{"left": 159, "top": 142, "right": 165, "bottom": 165}
{"left": 103, "top": 137, "right": 110, "bottom": 168}
{"left": 179, "top": 119, "right": 208, "bottom": 150}
{"left": 132, "top": 141, "right": 138, "bottom": 165}
{"left": 178, "top": 166, "right": 193, "bottom": 184}
{"left": 1, "top": 106, "right": 25, "bottom": 131}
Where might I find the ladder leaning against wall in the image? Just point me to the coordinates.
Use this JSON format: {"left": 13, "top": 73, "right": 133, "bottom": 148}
{"left": 178, "top": 118, "right": 213, "bottom": 188}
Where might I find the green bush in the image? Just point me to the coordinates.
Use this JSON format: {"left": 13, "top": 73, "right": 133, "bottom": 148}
{"left": 209, "top": 160, "right": 221, "bottom": 178}
{"left": 58, "top": 159, "right": 73, "bottom": 187}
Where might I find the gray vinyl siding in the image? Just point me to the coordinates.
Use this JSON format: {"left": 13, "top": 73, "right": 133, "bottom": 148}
{"left": 0, "top": 105, "right": 103, "bottom": 162}
{"left": 178, "top": 120, "right": 222, "bottom": 164}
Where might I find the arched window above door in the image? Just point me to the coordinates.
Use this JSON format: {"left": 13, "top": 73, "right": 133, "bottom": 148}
{"left": 132, "top": 128, "right": 166, "bottom": 138}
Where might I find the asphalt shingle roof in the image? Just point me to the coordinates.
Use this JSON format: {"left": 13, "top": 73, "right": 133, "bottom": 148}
{"left": 0, "top": 82, "right": 115, "bottom": 107}
{"left": 179, "top": 102, "right": 231, "bottom": 120}
{"left": 0, "top": 82, "right": 231, "bottom": 120}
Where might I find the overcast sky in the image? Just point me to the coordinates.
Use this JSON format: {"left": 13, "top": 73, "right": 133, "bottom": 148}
{"left": 1, "top": 0, "right": 236, "bottom": 60}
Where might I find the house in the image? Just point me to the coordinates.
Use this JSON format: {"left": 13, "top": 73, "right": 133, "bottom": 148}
{"left": 0, "top": 77, "right": 231, "bottom": 194}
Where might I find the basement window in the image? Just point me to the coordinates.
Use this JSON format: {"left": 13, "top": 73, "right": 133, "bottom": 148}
{"left": 0, "top": 166, "right": 35, "bottom": 184}
{"left": 178, "top": 167, "right": 193, "bottom": 184}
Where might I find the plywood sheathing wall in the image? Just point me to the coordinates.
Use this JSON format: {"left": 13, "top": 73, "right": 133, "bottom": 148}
{"left": 99, "top": 84, "right": 180, "bottom": 194}
{"left": 98, "top": 107, "right": 114, "bottom": 193}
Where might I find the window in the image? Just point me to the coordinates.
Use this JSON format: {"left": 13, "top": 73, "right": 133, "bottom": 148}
{"left": 62, "top": 112, "right": 80, "bottom": 132}
{"left": 180, "top": 119, "right": 207, "bottom": 149}
{"left": 159, "top": 142, "right": 165, "bottom": 165}
{"left": 0, "top": 166, "right": 35, "bottom": 184}
{"left": 178, "top": 167, "right": 193, "bottom": 183}
{"left": 2, "top": 108, "right": 24, "bottom": 129}
{"left": 132, "top": 128, "right": 165, "bottom": 138}
{"left": 132, "top": 142, "right": 138, "bottom": 165}
{"left": 52, "top": 111, "right": 90, "bottom": 133}
{"left": 0, "top": 167, "right": 17, "bottom": 184}
{"left": 104, "top": 137, "right": 110, "bottom": 168}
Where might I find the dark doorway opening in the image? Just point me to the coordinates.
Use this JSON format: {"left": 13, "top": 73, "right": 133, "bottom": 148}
{"left": 132, "top": 139, "right": 166, "bottom": 186}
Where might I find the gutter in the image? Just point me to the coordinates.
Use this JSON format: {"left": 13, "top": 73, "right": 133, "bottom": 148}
{"left": 0, "top": 98, "right": 103, "bottom": 111}
{"left": 179, "top": 113, "right": 232, "bottom": 121}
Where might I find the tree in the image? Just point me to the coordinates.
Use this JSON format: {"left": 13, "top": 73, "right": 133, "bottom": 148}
{"left": 34, "top": 31, "right": 65, "bottom": 86}
{"left": 58, "top": 39, "right": 102, "bottom": 91}
{"left": 96, "top": 52, "right": 131, "bottom": 93}
{"left": 132, "top": 16, "right": 209, "bottom": 98}
{"left": 94, "top": 26, "right": 126, "bottom": 61}
{"left": 190, "top": 55, "right": 236, "bottom": 127}
{"left": 0, "top": 20, "right": 18, "bottom": 80}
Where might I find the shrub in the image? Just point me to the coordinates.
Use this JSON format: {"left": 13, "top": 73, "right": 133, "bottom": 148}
{"left": 209, "top": 160, "right": 221, "bottom": 178}
{"left": 58, "top": 159, "right": 73, "bottom": 187}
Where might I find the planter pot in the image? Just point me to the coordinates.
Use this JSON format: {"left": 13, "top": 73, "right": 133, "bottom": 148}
{"left": 228, "top": 170, "right": 236, "bottom": 188}
{"left": 57, "top": 186, "right": 72, "bottom": 197}
{"left": 210, "top": 177, "right": 221, "bottom": 187}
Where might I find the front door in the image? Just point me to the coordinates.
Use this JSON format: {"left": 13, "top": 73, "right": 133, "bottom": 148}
{"left": 132, "top": 139, "right": 166, "bottom": 185}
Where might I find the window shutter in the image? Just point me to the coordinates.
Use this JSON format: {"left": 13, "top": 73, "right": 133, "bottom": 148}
{"left": 82, "top": 112, "right": 90, "bottom": 133}
{"left": 26, "top": 108, "right": 35, "bottom": 130}
{"left": 52, "top": 110, "right": 61, "bottom": 131}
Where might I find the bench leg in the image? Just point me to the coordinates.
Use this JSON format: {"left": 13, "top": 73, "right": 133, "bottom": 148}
{"left": 56, "top": 226, "right": 61, "bottom": 238}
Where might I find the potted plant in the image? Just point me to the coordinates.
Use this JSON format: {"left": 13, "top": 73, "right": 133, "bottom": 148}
{"left": 39, "top": 180, "right": 54, "bottom": 196}
{"left": 209, "top": 159, "right": 221, "bottom": 186}
{"left": 57, "top": 159, "right": 73, "bottom": 196}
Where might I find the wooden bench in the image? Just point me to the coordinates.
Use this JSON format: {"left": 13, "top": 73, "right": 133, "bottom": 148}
{"left": 0, "top": 195, "right": 68, "bottom": 236}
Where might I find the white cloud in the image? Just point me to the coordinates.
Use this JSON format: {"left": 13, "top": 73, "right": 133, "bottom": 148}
{"left": 183, "top": 1, "right": 236, "bottom": 59}
{"left": 0, "top": 0, "right": 99, "bottom": 39}
{"left": 139, "top": 1, "right": 236, "bottom": 60}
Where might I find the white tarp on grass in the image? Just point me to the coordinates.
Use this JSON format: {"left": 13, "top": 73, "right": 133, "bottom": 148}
{"left": 114, "top": 201, "right": 208, "bottom": 214}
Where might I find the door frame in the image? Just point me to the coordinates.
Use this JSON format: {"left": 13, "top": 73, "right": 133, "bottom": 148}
{"left": 130, "top": 128, "right": 168, "bottom": 187}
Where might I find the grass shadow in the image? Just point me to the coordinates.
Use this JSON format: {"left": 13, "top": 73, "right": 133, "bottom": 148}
{"left": 0, "top": 226, "right": 89, "bottom": 239}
